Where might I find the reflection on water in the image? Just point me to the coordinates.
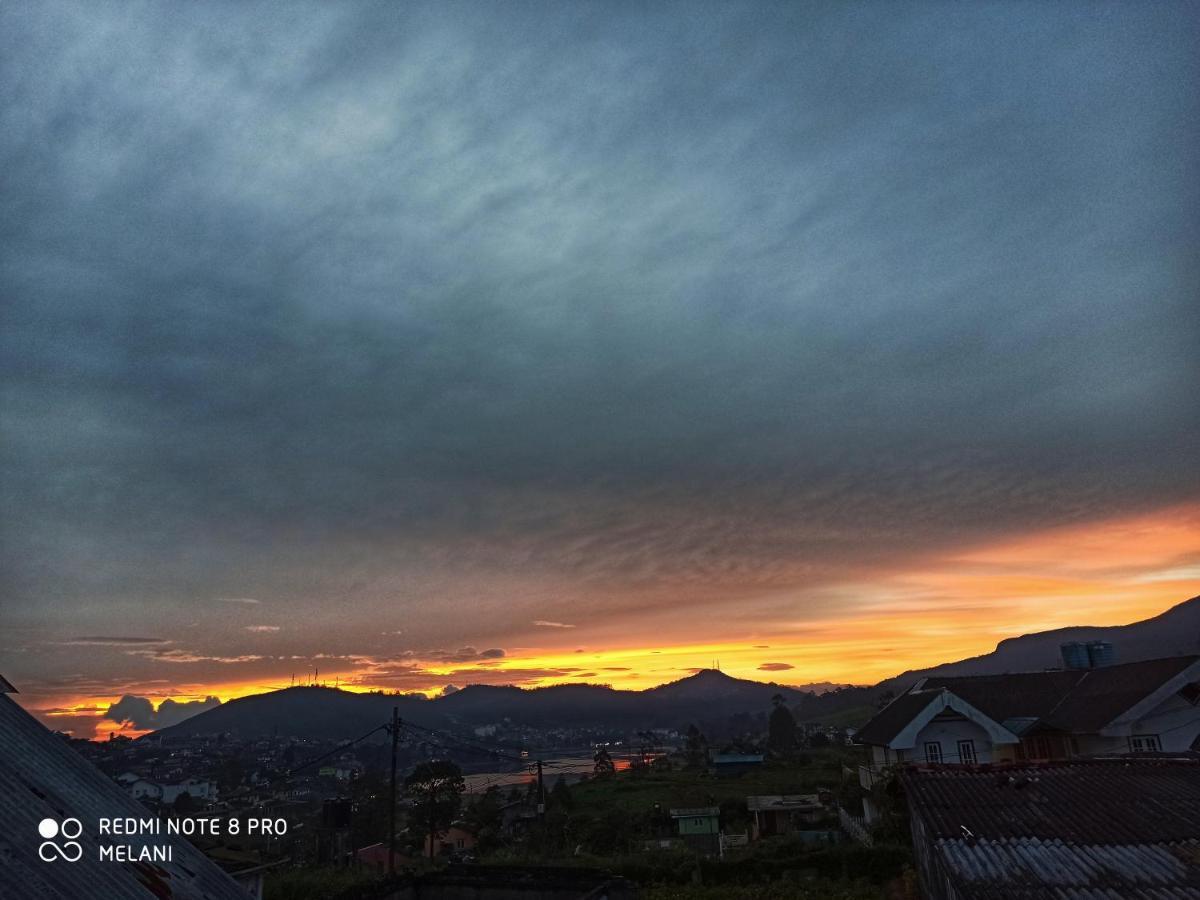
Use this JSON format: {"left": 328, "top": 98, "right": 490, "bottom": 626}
{"left": 462, "top": 753, "right": 636, "bottom": 793}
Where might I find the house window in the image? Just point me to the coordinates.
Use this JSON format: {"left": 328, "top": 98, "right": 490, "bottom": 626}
{"left": 1130, "top": 734, "right": 1161, "bottom": 753}
{"left": 957, "top": 740, "right": 976, "bottom": 765}
{"left": 924, "top": 742, "right": 943, "bottom": 764}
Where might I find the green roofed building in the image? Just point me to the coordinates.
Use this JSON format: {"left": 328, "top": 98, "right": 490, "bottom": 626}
{"left": 669, "top": 806, "right": 720, "bottom": 855}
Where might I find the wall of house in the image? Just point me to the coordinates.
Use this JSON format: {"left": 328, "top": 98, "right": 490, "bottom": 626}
{"left": 677, "top": 816, "right": 719, "bottom": 836}
{"left": 131, "top": 781, "right": 160, "bottom": 800}
{"left": 909, "top": 812, "right": 963, "bottom": 900}
{"left": 911, "top": 717, "right": 995, "bottom": 765}
{"left": 1077, "top": 693, "right": 1200, "bottom": 756}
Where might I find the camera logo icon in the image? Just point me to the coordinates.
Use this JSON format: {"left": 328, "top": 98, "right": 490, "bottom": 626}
{"left": 38, "top": 818, "right": 83, "bottom": 862}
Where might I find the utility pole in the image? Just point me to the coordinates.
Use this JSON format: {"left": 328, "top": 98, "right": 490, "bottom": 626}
{"left": 536, "top": 759, "right": 545, "bottom": 855}
{"left": 388, "top": 706, "right": 399, "bottom": 876}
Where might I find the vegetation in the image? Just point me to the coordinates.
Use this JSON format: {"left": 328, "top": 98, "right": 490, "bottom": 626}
{"left": 767, "top": 693, "right": 798, "bottom": 752}
{"left": 262, "top": 695, "right": 911, "bottom": 897}
{"left": 404, "top": 760, "right": 465, "bottom": 859}
{"left": 643, "top": 881, "right": 880, "bottom": 899}
{"left": 264, "top": 867, "right": 379, "bottom": 900}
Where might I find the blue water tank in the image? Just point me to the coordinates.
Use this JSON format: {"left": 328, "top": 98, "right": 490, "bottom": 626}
{"left": 1060, "top": 642, "right": 1090, "bottom": 669}
{"left": 1087, "top": 640, "right": 1117, "bottom": 668}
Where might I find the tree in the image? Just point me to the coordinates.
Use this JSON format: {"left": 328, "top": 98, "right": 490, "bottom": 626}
{"left": 768, "top": 695, "right": 798, "bottom": 753}
{"left": 216, "top": 757, "right": 244, "bottom": 792}
{"left": 404, "top": 760, "right": 465, "bottom": 859}
{"left": 593, "top": 748, "right": 616, "bottom": 777}
{"left": 172, "top": 791, "right": 196, "bottom": 815}
{"left": 348, "top": 770, "right": 391, "bottom": 852}
{"left": 463, "top": 784, "right": 504, "bottom": 854}
{"left": 549, "top": 775, "right": 573, "bottom": 810}
{"left": 685, "top": 724, "right": 707, "bottom": 769}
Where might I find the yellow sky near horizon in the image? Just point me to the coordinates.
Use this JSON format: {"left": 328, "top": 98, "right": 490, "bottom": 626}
{"left": 29, "top": 502, "right": 1200, "bottom": 740}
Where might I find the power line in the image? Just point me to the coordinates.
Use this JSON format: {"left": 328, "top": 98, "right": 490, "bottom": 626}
{"left": 400, "top": 720, "right": 530, "bottom": 764}
{"left": 286, "top": 722, "right": 390, "bottom": 776}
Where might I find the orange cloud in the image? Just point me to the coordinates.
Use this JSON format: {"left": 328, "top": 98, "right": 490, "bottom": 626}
{"left": 22, "top": 503, "right": 1198, "bottom": 739}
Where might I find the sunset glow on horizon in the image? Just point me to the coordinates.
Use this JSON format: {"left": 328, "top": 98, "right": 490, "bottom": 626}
{"left": 26, "top": 503, "right": 1198, "bottom": 740}
{"left": 4, "top": 3, "right": 1197, "bottom": 745}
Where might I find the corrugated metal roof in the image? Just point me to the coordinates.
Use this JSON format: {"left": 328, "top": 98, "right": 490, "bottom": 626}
{"left": 936, "top": 837, "right": 1200, "bottom": 899}
{"left": 903, "top": 761, "right": 1200, "bottom": 844}
{"left": 904, "top": 763, "right": 1200, "bottom": 899}
{"left": 0, "top": 693, "right": 250, "bottom": 900}
{"left": 668, "top": 807, "right": 719, "bottom": 817}
{"left": 746, "top": 794, "right": 823, "bottom": 811}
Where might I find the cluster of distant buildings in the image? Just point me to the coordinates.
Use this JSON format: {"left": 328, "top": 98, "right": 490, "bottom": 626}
{"left": 3, "top": 640, "right": 1199, "bottom": 899}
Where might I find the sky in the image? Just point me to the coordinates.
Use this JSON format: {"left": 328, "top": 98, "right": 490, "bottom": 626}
{"left": 1, "top": 1, "right": 1198, "bottom": 739}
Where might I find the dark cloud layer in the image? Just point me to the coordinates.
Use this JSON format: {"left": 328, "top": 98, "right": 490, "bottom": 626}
{"left": 56, "top": 637, "right": 171, "bottom": 647}
{"left": 1, "top": 2, "right": 1197, "bottom": 678}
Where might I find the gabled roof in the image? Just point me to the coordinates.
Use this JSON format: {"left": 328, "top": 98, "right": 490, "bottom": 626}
{"left": 855, "top": 692, "right": 942, "bottom": 747}
{"left": 902, "top": 761, "right": 1200, "bottom": 899}
{"left": 0, "top": 693, "right": 248, "bottom": 900}
{"left": 1046, "top": 655, "right": 1200, "bottom": 733}
{"left": 857, "top": 655, "right": 1200, "bottom": 747}
{"left": 920, "top": 669, "right": 1083, "bottom": 722}
{"left": 855, "top": 689, "right": 1018, "bottom": 749}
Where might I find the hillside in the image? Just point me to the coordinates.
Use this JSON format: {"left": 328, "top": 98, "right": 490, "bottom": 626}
{"left": 873, "top": 594, "right": 1200, "bottom": 696}
{"left": 155, "top": 669, "right": 817, "bottom": 740}
{"left": 153, "top": 686, "right": 442, "bottom": 742}
{"left": 154, "top": 595, "right": 1199, "bottom": 741}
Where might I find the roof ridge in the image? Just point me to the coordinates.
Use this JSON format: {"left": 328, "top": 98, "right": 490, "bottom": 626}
{"left": 1041, "top": 668, "right": 1090, "bottom": 722}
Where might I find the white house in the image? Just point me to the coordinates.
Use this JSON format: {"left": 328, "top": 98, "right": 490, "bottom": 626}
{"left": 130, "top": 778, "right": 163, "bottom": 801}
{"left": 130, "top": 778, "right": 217, "bottom": 805}
{"left": 856, "top": 654, "right": 1200, "bottom": 785}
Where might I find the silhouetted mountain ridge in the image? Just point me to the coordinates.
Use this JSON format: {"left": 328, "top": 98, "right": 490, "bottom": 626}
{"left": 153, "top": 596, "right": 1199, "bottom": 740}
{"left": 872, "top": 594, "right": 1200, "bottom": 695}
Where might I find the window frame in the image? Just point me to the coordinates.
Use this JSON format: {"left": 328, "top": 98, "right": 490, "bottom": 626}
{"left": 956, "top": 739, "right": 977, "bottom": 765}
{"left": 1129, "top": 734, "right": 1161, "bottom": 753}
{"left": 923, "top": 741, "right": 943, "bottom": 764}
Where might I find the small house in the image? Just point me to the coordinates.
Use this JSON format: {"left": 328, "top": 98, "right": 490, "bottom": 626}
{"left": 708, "top": 752, "right": 764, "bottom": 777}
{"left": 747, "top": 794, "right": 829, "bottom": 840}
{"left": 669, "top": 807, "right": 720, "bottom": 855}
{"left": 424, "top": 823, "right": 477, "bottom": 857}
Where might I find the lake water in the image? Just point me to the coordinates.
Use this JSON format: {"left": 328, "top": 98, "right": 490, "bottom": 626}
{"left": 462, "top": 752, "right": 636, "bottom": 794}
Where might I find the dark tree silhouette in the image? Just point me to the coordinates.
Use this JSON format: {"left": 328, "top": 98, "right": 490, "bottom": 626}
{"left": 404, "top": 760, "right": 465, "bottom": 859}
{"left": 593, "top": 748, "right": 616, "bottom": 777}
{"left": 549, "top": 775, "right": 573, "bottom": 809}
{"left": 768, "top": 697, "right": 797, "bottom": 753}
{"left": 685, "top": 723, "right": 707, "bottom": 768}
